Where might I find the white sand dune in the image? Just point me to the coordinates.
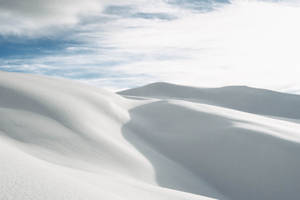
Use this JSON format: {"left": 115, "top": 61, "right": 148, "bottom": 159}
{"left": 1, "top": 72, "right": 300, "bottom": 200}
{"left": 118, "top": 82, "right": 300, "bottom": 120}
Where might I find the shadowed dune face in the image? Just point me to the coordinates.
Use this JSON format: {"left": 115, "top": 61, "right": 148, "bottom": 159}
{"left": 119, "top": 82, "right": 300, "bottom": 119}
{"left": 122, "top": 100, "right": 300, "bottom": 200}
{"left": 0, "top": 72, "right": 218, "bottom": 200}
{"left": 1, "top": 72, "right": 300, "bottom": 200}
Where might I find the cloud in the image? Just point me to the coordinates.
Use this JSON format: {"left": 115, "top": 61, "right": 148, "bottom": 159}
{"left": 165, "top": 0, "right": 230, "bottom": 12}
{"left": 0, "top": 0, "right": 125, "bottom": 36}
{"left": 0, "top": 0, "right": 177, "bottom": 35}
{"left": 98, "top": 0, "right": 300, "bottom": 91}
{"left": 1, "top": 0, "right": 300, "bottom": 93}
{"left": 105, "top": 5, "right": 177, "bottom": 20}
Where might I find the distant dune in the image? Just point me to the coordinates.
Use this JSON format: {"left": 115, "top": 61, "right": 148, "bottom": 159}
{"left": 119, "top": 82, "right": 300, "bottom": 119}
{"left": 1, "top": 71, "right": 300, "bottom": 200}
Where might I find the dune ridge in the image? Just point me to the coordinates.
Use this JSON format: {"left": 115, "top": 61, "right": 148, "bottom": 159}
{"left": 1, "top": 72, "right": 300, "bottom": 200}
{"left": 119, "top": 82, "right": 300, "bottom": 119}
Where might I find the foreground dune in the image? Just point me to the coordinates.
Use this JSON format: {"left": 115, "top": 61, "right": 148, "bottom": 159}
{"left": 1, "top": 71, "right": 300, "bottom": 200}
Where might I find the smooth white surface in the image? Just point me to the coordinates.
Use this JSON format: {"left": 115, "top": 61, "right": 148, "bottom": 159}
{"left": 1, "top": 72, "right": 300, "bottom": 200}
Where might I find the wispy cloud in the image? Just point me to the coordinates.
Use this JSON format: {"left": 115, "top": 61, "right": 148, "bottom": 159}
{"left": 1, "top": 0, "right": 300, "bottom": 92}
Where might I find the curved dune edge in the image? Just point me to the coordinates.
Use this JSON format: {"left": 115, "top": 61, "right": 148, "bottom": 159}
{"left": 1, "top": 71, "right": 300, "bottom": 200}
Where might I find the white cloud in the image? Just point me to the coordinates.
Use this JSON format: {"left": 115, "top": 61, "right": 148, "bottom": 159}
{"left": 100, "top": 0, "right": 300, "bottom": 91}
{"left": 1, "top": 0, "right": 300, "bottom": 93}
{"left": 0, "top": 0, "right": 133, "bottom": 36}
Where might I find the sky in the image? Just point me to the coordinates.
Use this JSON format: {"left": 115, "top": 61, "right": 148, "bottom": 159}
{"left": 0, "top": 0, "right": 300, "bottom": 92}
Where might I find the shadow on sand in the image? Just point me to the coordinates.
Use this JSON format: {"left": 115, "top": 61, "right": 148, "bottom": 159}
{"left": 122, "top": 100, "right": 300, "bottom": 200}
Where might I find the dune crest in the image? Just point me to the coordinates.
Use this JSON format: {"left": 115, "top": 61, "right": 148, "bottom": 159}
{"left": 1, "top": 72, "right": 300, "bottom": 200}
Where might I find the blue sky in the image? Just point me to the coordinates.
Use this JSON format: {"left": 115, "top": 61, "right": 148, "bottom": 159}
{"left": 0, "top": 0, "right": 300, "bottom": 92}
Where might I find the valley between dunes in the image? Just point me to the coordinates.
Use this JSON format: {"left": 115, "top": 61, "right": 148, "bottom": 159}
{"left": 1, "top": 71, "right": 300, "bottom": 200}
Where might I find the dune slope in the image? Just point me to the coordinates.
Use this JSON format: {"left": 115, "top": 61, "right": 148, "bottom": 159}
{"left": 1, "top": 72, "right": 300, "bottom": 200}
{"left": 0, "top": 72, "right": 219, "bottom": 200}
{"left": 119, "top": 82, "right": 300, "bottom": 119}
